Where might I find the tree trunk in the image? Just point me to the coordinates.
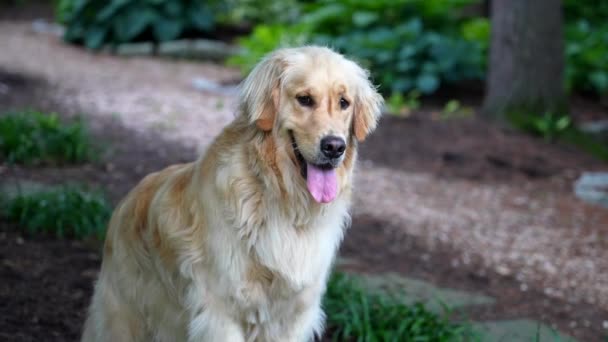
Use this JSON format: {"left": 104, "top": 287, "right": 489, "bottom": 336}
{"left": 483, "top": 0, "right": 565, "bottom": 118}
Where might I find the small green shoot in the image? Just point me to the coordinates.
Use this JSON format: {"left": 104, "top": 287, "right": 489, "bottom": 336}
{"left": 533, "top": 112, "right": 572, "bottom": 141}
{"left": 387, "top": 91, "right": 421, "bottom": 117}
{"left": 441, "top": 99, "right": 474, "bottom": 120}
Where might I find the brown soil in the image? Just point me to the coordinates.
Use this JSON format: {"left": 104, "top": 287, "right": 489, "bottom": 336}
{"left": 0, "top": 228, "right": 99, "bottom": 342}
{"left": 360, "top": 113, "right": 605, "bottom": 186}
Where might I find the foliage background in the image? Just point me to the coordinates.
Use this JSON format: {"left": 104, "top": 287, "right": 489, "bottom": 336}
{"left": 55, "top": 0, "right": 606, "bottom": 99}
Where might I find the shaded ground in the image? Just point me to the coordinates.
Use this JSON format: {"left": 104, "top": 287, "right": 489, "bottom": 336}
{"left": 361, "top": 113, "right": 604, "bottom": 186}
{"left": 1, "top": 8, "right": 608, "bottom": 341}
{"left": 0, "top": 229, "right": 99, "bottom": 342}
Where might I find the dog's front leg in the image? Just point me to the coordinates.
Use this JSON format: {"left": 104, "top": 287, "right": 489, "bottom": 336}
{"left": 187, "top": 307, "right": 245, "bottom": 342}
{"left": 283, "top": 300, "right": 325, "bottom": 342}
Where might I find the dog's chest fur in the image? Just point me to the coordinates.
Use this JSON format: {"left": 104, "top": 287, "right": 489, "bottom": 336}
{"left": 189, "top": 145, "right": 350, "bottom": 339}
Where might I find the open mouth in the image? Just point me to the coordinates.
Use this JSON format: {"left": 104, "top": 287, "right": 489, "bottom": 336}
{"left": 289, "top": 131, "right": 334, "bottom": 179}
{"left": 289, "top": 131, "right": 339, "bottom": 204}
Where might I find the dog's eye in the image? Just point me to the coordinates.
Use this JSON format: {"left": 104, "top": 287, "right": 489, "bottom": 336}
{"left": 339, "top": 97, "right": 350, "bottom": 110}
{"left": 296, "top": 95, "right": 314, "bottom": 107}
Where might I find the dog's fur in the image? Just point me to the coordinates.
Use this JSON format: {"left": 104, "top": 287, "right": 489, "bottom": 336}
{"left": 81, "top": 46, "right": 383, "bottom": 342}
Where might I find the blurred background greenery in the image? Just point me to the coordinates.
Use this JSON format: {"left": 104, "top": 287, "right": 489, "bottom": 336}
{"left": 38, "top": 0, "right": 605, "bottom": 102}
{"left": 17, "top": 0, "right": 598, "bottom": 159}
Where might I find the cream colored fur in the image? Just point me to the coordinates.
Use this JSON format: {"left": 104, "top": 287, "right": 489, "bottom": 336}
{"left": 81, "top": 46, "right": 383, "bottom": 342}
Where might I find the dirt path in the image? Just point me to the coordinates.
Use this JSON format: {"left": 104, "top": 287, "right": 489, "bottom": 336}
{"left": 1, "top": 21, "right": 608, "bottom": 340}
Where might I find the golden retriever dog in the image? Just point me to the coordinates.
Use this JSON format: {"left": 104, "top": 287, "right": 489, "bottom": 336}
{"left": 81, "top": 46, "right": 383, "bottom": 342}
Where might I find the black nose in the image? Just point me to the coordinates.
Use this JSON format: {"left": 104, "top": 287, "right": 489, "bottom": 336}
{"left": 321, "top": 136, "right": 346, "bottom": 159}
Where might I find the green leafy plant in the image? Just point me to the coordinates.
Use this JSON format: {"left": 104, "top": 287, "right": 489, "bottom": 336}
{"left": 460, "top": 17, "right": 490, "bottom": 69}
{"left": 316, "top": 18, "right": 484, "bottom": 95}
{"left": 563, "top": 0, "right": 608, "bottom": 25}
{"left": 534, "top": 112, "right": 572, "bottom": 141}
{"left": 231, "top": 0, "right": 485, "bottom": 95}
{"left": 323, "top": 272, "right": 477, "bottom": 341}
{"left": 565, "top": 20, "right": 608, "bottom": 97}
{"left": 59, "top": 0, "right": 219, "bottom": 49}
{"left": 1, "top": 186, "right": 111, "bottom": 239}
{"left": 218, "top": 0, "right": 301, "bottom": 26}
{"left": 0, "top": 110, "right": 95, "bottom": 165}
{"left": 226, "top": 24, "right": 310, "bottom": 74}
{"left": 298, "top": 0, "right": 479, "bottom": 36}
{"left": 561, "top": 1, "right": 608, "bottom": 97}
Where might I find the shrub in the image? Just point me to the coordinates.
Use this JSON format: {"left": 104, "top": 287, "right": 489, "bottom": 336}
{"left": 323, "top": 272, "right": 476, "bottom": 341}
{"left": 218, "top": 0, "right": 301, "bottom": 26}
{"left": 460, "top": 17, "right": 490, "bottom": 65}
{"left": 1, "top": 186, "right": 111, "bottom": 239}
{"left": 298, "top": 0, "right": 478, "bottom": 36}
{"left": 0, "top": 110, "right": 95, "bottom": 165}
{"left": 229, "top": 0, "right": 484, "bottom": 96}
{"left": 563, "top": 0, "right": 608, "bottom": 25}
{"left": 227, "top": 24, "right": 310, "bottom": 74}
{"left": 315, "top": 18, "right": 484, "bottom": 95}
{"left": 58, "top": 0, "right": 220, "bottom": 49}
{"left": 565, "top": 20, "right": 608, "bottom": 97}
{"left": 554, "top": 0, "right": 608, "bottom": 97}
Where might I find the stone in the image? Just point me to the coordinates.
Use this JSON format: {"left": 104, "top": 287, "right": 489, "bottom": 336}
{"left": 191, "top": 77, "right": 238, "bottom": 96}
{"left": 31, "top": 19, "right": 64, "bottom": 37}
{"left": 157, "top": 39, "right": 239, "bottom": 61}
{"left": 579, "top": 120, "right": 608, "bottom": 140}
{"left": 473, "top": 319, "right": 577, "bottom": 342}
{"left": 574, "top": 172, "right": 608, "bottom": 208}
{"left": 355, "top": 272, "right": 495, "bottom": 312}
{"left": 114, "top": 42, "right": 155, "bottom": 56}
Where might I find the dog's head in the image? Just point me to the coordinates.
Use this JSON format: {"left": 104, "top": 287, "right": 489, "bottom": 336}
{"left": 239, "top": 46, "right": 383, "bottom": 203}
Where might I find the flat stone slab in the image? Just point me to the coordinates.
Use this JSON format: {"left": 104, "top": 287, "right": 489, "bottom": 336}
{"left": 354, "top": 271, "right": 495, "bottom": 312}
{"left": 474, "top": 319, "right": 577, "bottom": 341}
{"left": 574, "top": 172, "right": 608, "bottom": 208}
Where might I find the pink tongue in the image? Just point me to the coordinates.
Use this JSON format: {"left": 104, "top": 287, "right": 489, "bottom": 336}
{"left": 306, "top": 163, "right": 338, "bottom": 203}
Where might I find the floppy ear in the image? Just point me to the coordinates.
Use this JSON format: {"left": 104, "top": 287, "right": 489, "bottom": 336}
{"left": 239, "top": 52, "right": 285, "bottom": 132}
{"left": 353, "top": 71, "right": 384, "bottom": 142}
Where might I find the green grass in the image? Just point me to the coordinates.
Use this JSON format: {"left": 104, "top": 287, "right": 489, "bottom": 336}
{"left": 0, "top": 109, "right": 95, "bottom": 164}
{"left": 323, "top": 272, "right": 477, "bottom": 342}
{"left": 1, "top": 185, "right": 111, "bottom": 239}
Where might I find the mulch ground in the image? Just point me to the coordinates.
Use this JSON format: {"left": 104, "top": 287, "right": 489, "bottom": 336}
{"left": 0, "top": 228, "right": 99, "bottom": 342}
{"left": 1, "top": 9, "right": 608, "bottom": 341}
{"left": 360, "top": 112, "right": 605, "bottom": 187}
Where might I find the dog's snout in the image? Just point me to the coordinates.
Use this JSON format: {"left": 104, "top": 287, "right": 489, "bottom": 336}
{"left": 320, "top": 136, "right": 346, "bottom": 159}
